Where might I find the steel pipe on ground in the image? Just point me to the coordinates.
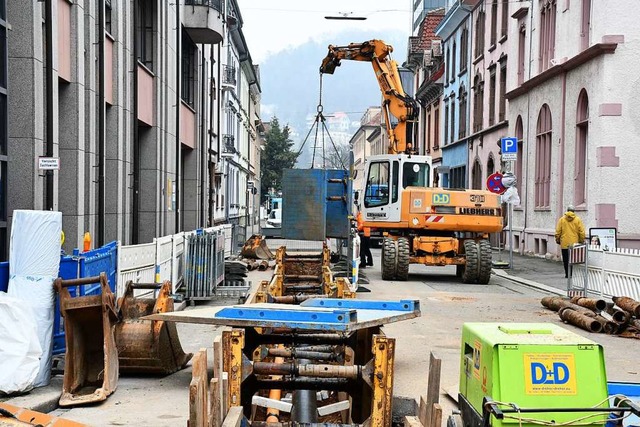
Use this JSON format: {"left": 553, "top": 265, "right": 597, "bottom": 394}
{"left": 612, "top": 296, "right": 640, "bottom": 317}
{"left": 570, "top": 296, "right": 607, "bottom": 311}
{"left": 291, "top": 359, "right": 318, "bottom": 424}
{"left": 541, "top": 296, "right": 594, "bottom": 313}
{"left": 558, "top": 308, "right": 603, "bottom": 333}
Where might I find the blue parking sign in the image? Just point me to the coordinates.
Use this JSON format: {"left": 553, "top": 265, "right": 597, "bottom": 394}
{"left": 501, "top": 137, "right": 517, "bottom": 161}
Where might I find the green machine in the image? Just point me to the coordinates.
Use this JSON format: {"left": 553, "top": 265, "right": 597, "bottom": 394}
{"left": 451, "top": 323, "right": 638, "bottom": 427}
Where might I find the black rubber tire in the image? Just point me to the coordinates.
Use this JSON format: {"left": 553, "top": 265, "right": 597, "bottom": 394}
{"left": 381, "top": 237, "right": 397, "bottom": 281}
{"left": 396, "top": 237, "right": 410, "bottom": 281}
{"left": 462, "top": 240, "right": 479, "bottom": 284}
{"left": 477, "top": 239, "right": 493, "bottom": 284}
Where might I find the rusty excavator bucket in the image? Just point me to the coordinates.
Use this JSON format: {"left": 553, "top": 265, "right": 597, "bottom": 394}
{"left": 241, "top": 234, "right": 274, "bottom": 260}
{"left": 55, "top": 273, "right": 119, "bottom": 407}
{"left": 115, "top": 281, "right": 192, "bottom": 375}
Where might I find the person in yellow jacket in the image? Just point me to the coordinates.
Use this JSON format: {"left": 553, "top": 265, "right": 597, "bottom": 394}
{"left": 555, "top": 205, "right": 585, "bottom": 278}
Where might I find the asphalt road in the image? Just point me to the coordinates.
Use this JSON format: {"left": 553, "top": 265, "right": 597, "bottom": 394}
{"left": 46, "top": 248, "right": 640, "bottom": 426}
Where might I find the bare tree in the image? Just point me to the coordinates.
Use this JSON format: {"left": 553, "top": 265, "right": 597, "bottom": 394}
{"left": 323, "top": 142, "right": 351, "bottom": 170}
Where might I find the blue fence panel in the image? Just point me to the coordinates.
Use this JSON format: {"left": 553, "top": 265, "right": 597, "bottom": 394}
{"left": 0, "top": 261, "right": 8, "bottom": 292}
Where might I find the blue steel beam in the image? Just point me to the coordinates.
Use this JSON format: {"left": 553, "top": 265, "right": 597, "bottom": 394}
{"left": 301, "top": 298, "right": 420, "bottom": 313}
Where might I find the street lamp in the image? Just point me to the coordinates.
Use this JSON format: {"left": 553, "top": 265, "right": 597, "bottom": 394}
{"left": 324, "top": 12, "right": 367, "bottom": 20}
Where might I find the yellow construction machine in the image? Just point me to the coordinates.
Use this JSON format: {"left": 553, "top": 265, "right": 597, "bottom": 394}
{"left": 321, "top": 40, "right": 503, "bottom": 283}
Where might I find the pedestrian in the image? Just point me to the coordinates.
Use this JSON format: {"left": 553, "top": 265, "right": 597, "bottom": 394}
{"left": 357, "top": 209, "right": 373, "bottom": 268}
{"left": 555, "top": 205, "right": 586, "bottom": 278}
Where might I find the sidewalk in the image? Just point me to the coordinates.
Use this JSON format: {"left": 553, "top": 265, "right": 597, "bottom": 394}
{"left": 491, "top": 249, "right": 567, "bottom": 295}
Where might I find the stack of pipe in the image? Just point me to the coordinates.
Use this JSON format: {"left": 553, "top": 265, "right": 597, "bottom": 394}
{"left": 541, "top": 295, "right": 640, "bottom": 336}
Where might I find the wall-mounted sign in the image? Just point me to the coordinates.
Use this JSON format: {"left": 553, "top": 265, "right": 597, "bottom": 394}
{"left": 38, "top": 157, "right": 60, "bottom": 170}
{"left": 589, "top": 227, "right": 617, "bottom": 250}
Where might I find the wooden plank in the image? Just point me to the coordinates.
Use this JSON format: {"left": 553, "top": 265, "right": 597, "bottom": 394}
{"left": 430, "top": 403, "right": 442, "bottom": 427}
{"left": 209, "top": 378, "right": 220, "bottom": 427}
{"left": 405, "top": 415, "right": 424, "bottom": 427}
{"left": 189, "top": 349, "right": 209, "bottom": 427}
{"left": 221, "top": 406, "right": 244, "bottom": 427}
{"left": 213, "top": 335, "right": 224, "bottom": 417}
{"left": 425, "top": 352, "right": 442, "bottom": 427}
{"left": 419, "top": 395, "right": 429, "bottom": 427}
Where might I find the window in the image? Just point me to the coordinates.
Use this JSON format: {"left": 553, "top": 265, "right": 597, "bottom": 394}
{"left": 364, "top": 161, "right": 390, "bottom": 208}
{"left": 105, "top": 0, "right": 112, "bottom": 34}
{"left": 499, "top": 63, "right": 506, "bottom": 122}
{"left": 475, "top": 10, "right": 485, "bottom": 58}
{"left": 444, "top": 102, "right": 449, "bottom": 145}
{"left": 580, "top": 0, "right": 591, "bottom": 50}
{"left": 487, "top": 156, "right": 495, "bottom": 177}
{"left": 535, "top": 104, "right": 552, "bottom": 208}
{"left": 489, "top": 67, "right": 496, "bottom": 126}
{"left": 501, "top": 0, "right": 509, "bottom": 38}
{"left": 518, "top": 24, "right": 526, "bottom": 85}
{"left": 460, "top": 27, "right": 468, "bottom": 73}
{"left": 515, "top": 116, "right": 524, "bottom": 196}
{"left": 450, "top": 165, "right": 466, "bottom": 189}
{"left": 181, "top": 30, "right": 198, "bottom": 107}
{"left": 136, "top": 0, "right": 154, "bottom": 70}
{"left": 451, "top": 42, "right": 456, "bottom": 80}
{"left": 446, "top": 48, "right": 450, "bottom": 82}
{"left": 490, "top": 0, "right": 498, "bottom": 46}
{"left": 450, "top": 95, "right": 455, "bottom": 143}
{"left": 433, "top": 105, "right": 440, "bottom": 148}
{"left": 471, "top": 159, "right": 482, "bottom": 189}
{"left": 426, "top": 107, "right": 432, "bottom": 153}
{"left": 473, "top": 75, "right": 484, "bottom": 132}
{"left": 402, "top": 162, "right": 430, "bottom": 188}
{"left": 539, "top": 0, "right": 557, "bottom": 72}
{"left": 459, "top": 86, "right": 467, "bottom": 139}
{"left": 575, "top": 90, "right": 588, "bottom": 205}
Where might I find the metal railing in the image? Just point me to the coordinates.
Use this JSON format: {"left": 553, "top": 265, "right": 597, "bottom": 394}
{"left": 223, "top": 65, "right": 236, "bottom": 86}
{"left": 184, "top": 0, "right": 222, "bottom": 13}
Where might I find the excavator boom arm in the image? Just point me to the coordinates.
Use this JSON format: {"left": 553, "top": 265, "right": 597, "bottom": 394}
{"left": 320, "top": 40, "right": 418, "bottom": 154}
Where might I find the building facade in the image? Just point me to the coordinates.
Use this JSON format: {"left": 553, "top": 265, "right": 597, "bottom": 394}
{"left": 468, "top": 0, "right": 510, "bottom": 190}
{"left": 6, "top": 0, "right": 261, "bottom": 257}
{"left": 406, "top": 8, "right": 446, "bottom": 187}
{"left": 350, "top": 107, "right": 382, "bottom": 193}
{"left": 435, "top": 0, "right": 474, "bottom": 188}
{"left": 412, "top": 0, "right": 448, "bottom": 35}
{"left": 506, "top": 0, "right": 640, "bottom": 253}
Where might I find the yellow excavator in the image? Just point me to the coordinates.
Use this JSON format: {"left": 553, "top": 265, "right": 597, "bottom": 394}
{"left": 321, "top": 40, "right": 503, "bottom": 283}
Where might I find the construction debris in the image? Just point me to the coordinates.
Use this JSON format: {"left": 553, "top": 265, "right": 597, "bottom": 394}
{"left": 541, "top": 295, "right": 640, "bottom": 338}
{"left": 241, "top": 234, "right": 274, "bottom": 260}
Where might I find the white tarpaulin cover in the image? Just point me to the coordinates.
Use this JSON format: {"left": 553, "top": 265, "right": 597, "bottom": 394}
{"left": 0, "top": 292, "right": 42, "bottom": 394}
{"left": 10, "top": 210, "right": 62, "bottom": 276}
{"left": 7, "top": 210, "right": 61, "bottom": 388}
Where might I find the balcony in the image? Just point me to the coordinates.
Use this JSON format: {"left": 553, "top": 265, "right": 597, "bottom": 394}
{"left": 183, "top": 0, "right": 224, "bottom": 44}
{"left": 221, "top": 134, "right": 236, "bottom": 157}
{"left": 222, "top": 65, "right": 236, "bottom": 88}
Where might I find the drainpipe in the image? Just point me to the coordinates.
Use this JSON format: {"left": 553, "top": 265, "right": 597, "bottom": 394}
{"left": 44, "top": 0, "right": 54, "bottom": 210}
{"left": 132, "top": 1, "right": 139, "bottom": 244}
{"left": 522, "top": 1, "right": 535, "bottom": 252}
{"left": 557, "top": 72, "right": 567, "bottom": 221}
{"left": 200, "top": 46, "right": 206, "bottom": 227}
{"left": 175, "top": 2, "right": 181, "bottom": 233}
{"left": 97, "top": 0, "right": 106, "bottom": 246}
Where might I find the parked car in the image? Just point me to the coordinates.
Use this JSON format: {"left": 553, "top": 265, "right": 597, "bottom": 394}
{"left": 262, "top": 208, "right": 282, "bottom": 238}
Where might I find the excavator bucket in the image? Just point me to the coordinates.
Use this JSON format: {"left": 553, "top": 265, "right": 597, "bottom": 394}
{"left": 241, "top": 234, "right": 274, "bottom": 260}
{"left": 115, "top": 281, "right": 192, "bottom": 375}
{"left": 55, "top": 273, "right": 119, "bottom": 407}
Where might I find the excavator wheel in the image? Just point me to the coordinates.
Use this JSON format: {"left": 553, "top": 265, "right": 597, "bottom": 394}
{"left": 396, "top": 237, "right": 410, "bottom": 281}
{"left": 381, "top": 237, "right": 397, "bottom": 281}
{"left": 462, "top": 240, "right": 479, "bottom": 284}
{"left": 455, "top": 265, "right": 464, "bottom": 278}
{"left": 477, "top": 239, "right": 493, "bottom": 284}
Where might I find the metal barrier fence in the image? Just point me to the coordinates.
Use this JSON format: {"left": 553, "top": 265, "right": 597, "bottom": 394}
{"left": 184, "top": 229, "right": 225, "bottom": 301}
{"left": 572, "top": 245, "right": 640, "bottom": 300}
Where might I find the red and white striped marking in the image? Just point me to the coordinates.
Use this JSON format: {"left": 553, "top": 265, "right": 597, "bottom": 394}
{"left": 569, "top": 245, "right": 586, "bottom": 264}
{"left": 425, "top": 215, "right": 444, "bottom": 223}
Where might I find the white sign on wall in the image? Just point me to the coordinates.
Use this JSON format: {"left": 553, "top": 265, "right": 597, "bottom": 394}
{"left": 38, "top": 157, "right": 60, "bottom": 170}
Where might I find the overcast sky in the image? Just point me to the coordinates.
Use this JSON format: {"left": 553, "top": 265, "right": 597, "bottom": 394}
{"left": 239, "top": 0, "right": 412, "bottom": 63}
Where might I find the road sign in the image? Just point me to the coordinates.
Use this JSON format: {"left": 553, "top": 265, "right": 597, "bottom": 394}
{"left": 501, "top": 137, "right": 517, "bottom": 161}
{"left": 486, "top": 172, "right": 506, "bottom": 194}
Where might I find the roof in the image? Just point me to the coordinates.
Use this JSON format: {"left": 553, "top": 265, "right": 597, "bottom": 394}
{"left": 409, "top": 7, "right": 446, "bottom": 57}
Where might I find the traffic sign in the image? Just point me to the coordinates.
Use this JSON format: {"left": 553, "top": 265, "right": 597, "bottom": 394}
{"left": 486, "top": 172, "right": 506, "bottom": 194}
{"left": 501, "top": 137, "right": 517, "bottom": 161}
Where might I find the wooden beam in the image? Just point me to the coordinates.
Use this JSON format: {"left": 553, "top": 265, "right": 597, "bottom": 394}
{"left": 209, "top": 378, "right": 221, "bottom": 427}
{"left": 425, "top": 352, "right": 442, "bottom": 427}
{"left": 189, "top": 349, "right": 209, "bottom": 427}
{"left": 430, "top": 403, "right": 442, "bottom": 427}
{"left": 419, "top": 395, "right": 429, "bottom": 427}
{"left": 405, "top": 415, "right": 425, "bottom": 427}
{"left": 221, "top": 406, "right": 244, "bottom": 427}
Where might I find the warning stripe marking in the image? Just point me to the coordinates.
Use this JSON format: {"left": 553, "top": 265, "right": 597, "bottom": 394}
{"left": 425, "top": 215, "right": 444, "bottom": 223}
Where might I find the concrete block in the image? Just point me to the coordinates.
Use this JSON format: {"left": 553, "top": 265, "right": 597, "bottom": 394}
{"left": 139, "top": 168, "right": 160, "bottom": 213}
{"left": 3, "top": 376, "right": 63, "bottom": 414}
{"left": 7, "top": 137, "right": 36, "bottom": 210}
{"left": 138, "top": 211, "right": 157, "bottom": 243}
{"left": 58, "top": 148, "right": 82, "bottom": 213}
{"left": 8, "top": 59, "right": 37, "bottom": 139}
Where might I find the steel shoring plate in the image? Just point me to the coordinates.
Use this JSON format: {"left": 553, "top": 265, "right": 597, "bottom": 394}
{"left": 143, "top": 299, "right": 421, "bottom": 332}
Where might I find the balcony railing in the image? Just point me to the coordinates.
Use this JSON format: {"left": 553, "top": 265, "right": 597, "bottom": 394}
{"left": 223, "top": 65, "right": 236, "bottom": 86}
{"left": 184, "top": 0, "right": 222, "bottom": 13}
{"left": 222, "top": 134, "right": 236, "bottom": 156}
